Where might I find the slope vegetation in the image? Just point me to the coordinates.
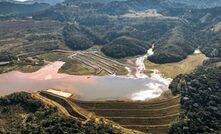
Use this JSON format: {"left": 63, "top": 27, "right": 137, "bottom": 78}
{"left": 0, "top": 92, "right": 121, "bottom": 133}
{"left": 101, "top": 36, "right": 149, "bottom": 58}
{"left": 148, "top": 26, "right": 196, "bottom": 63}
{"left": 169, "top": 67, "right": 221, "bottom": 133}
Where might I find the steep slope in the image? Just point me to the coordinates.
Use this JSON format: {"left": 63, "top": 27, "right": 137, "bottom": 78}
{"left": 0, "top": 92, "right": 121, "bottom": 133}
{"left": 185, "top": 7, "right": 221, "bottom": 58}
{"left": 148, "top": 26, "right": 196, "bottom": 63}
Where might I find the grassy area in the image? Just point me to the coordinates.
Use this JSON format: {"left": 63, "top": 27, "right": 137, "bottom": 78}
{"left": 0, "top": 65, "right": 16, "bottom": 74}
{"left": 40, "top": 52, "right": 99, "bottom": 75}
{"left": 58, "top": 59, "right": 97, "bottom": 75}
{"left": 144, "top": 53, "right": 206, "bottom": 78}
{"left": 0, "top": 64, "right": 42, "bottom": 74}
{"left": 40, "top": 52, "right": 69, "bottom": 62}
{"left": 0, "top": 59, "right": 45, "bottom": 74}
{"left": 16, "top": 65, "right": 42, "bottom": 73}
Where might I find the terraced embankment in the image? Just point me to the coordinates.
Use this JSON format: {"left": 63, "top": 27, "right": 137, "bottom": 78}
{"left": 36, "top": 90, "right": 144, "bottom": 134}
{"left": 73, "top": 96, "right": 180, "bottom": 134}
{"left": 36, "top": 90, "right": 180, "bottom": 134}
{"left": 39, "top": 91, "right": 88, "bottom": 121}
{"left": 68, "top": 51, "right": 127, "bottom": 75}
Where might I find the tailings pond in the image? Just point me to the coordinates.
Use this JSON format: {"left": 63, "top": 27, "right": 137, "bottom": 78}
{"left": 0, "top": 50, "right": 172, "bottom": 101}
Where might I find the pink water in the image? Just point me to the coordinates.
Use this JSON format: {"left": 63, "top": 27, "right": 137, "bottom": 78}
{"left": 0, "top": 61, "right": 171, "bottom": 101}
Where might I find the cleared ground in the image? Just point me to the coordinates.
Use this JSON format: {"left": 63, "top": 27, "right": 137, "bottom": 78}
{"left": 144, "top": 53, "right": 206, "bottom": 78}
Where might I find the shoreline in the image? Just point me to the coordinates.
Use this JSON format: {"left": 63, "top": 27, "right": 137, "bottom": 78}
{"left": 0, "top": 46, "right": 174, "bottom": 101}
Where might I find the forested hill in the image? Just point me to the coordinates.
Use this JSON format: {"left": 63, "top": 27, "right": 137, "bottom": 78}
{"left": 169, "top": 66, "right": 221, "bottom": 133}
{"left": 0, "top": 0, "right": 221, "bottom": 64}
{"left": 31, "top": 0, "right": 221, "bottom": 63}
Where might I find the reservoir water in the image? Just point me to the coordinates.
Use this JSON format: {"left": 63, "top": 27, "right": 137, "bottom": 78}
{"left": 0, "top": 48, "right": 172, "bottom": 101}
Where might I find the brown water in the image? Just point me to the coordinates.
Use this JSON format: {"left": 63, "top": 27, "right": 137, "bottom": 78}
{"left": 0, "top": 61, "right": 172, "bottom": 101}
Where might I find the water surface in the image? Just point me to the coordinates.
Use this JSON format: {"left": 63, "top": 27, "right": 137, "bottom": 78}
{"left": 0, "top": 48, "right": 172, "bottom": 101}
{"left": 0, "top": 61, "right": 171, "bottom": 101}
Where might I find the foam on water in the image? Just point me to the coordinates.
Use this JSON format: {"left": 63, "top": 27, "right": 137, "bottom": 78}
{"left": 130, "top": 45, "right": 172, "bottom": 100}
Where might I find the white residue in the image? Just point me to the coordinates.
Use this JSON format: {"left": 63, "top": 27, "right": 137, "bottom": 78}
{"left": 194, "top": 49, "right": 201, "bottom": 54}
{"left": 134, "top": 45, "right": 154, "bottom": 78}
{"left": 46, "top": 89, "right": 72, "bottom": 98}
{"left": 135, "top": 54, "right": 149, "bottom": 78}
{"left": 121, "top": 9, "right": 163, "bottom": 18}
{"left": 131, "top": 82, "right": 163, "bottom": 101}
{"left": 150, "top": 69, "right": 172, "bottom": 86}
{"left": 130, "top": 45, "right": 173, "bottom": 101}
{"left": 131, "top": 70, "right": 172, "bottom": 101}
{"left": 147, "top": 46, "right": 154, "bottom": 56}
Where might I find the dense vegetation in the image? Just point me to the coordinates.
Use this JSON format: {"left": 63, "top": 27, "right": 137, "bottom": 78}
{"left": 0, "top": 92, "right": 119, "bottom": 134}
{"left": 0, "top": 51, "right": 15, "bottom": 62}
{"left": 63, "top": 24, "right": 94, "bottom": 50}
{"left": 101, "top": 36, "right": 149, "bottom": 58}
{"left": 169, "top": 67, "right": 221, "bottom": 133}
{"left": 0, "top": 0, "right": 221, "bottom": 63}
{"left": 148, "top": 26, "right": 196, "bottom": 63}
{"left": 0, "top": 2, "right": 50, "bottom": 15}
{"left": 31, "top": 0, "right": 221, "bottom": 62}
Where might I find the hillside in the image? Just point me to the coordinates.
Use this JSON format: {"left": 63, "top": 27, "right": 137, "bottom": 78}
{"left": 169, "top": 66, "right": 221, "bottom": 133}
{"left": 0, "top": 0, "right": 221, "bottom": 64}
{"left": 0, "top": 1, "right": 50, "bottom": 15}
{"left": 30, "top": 0, "right": 221, "bottom": 62}
{"left": 101, "top": 36, "right": 149, "bottom": 58}
{"left": 0, "top": 92, "right": 120, "bottom": 133}
{"left": 148, "top": 26, "right": 196, "bottom": 63}
{"left": 169, "top": 0, "right": 221, "bottom": 9}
